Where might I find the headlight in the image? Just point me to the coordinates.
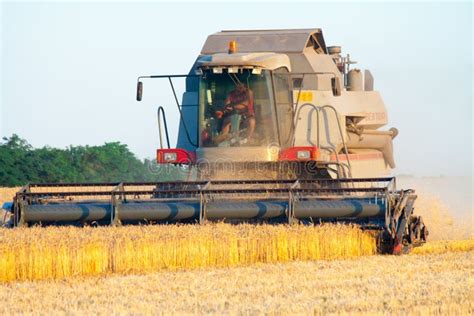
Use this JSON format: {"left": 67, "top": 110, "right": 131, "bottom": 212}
{"left": 212, "top": 67, "right": 223, "bottom": 74}
{"left": 227, "top": 67, "right": 238, "bottom": 73}
{"left": 297, "top": 150, "right": 311, "bottom": 160}
{"left": 163, "top": 152, "right": 177, "bottom": 162}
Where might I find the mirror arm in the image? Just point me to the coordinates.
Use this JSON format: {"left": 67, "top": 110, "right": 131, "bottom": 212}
{"left": 136, "top": 74, "right": 201, "bottom": 102}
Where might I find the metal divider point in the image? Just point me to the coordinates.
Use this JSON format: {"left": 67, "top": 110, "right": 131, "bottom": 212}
{"left": 288, "top": 180, "right": 300, "bottom": 224}
{"left": 199, "top": 181, "right": 211, "bottom": 224}
{"left": 15, "top": 185, "right": 29, "bottom": 227}
{"left": 111, "top": 183, "right": 124, "bottom": 226}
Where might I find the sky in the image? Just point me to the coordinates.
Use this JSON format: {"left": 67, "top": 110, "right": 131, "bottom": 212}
{"left": 1, "top": 1, "right": 472, "bottom": 177}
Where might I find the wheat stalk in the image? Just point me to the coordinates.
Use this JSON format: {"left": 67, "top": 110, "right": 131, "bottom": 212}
{"left": 0, "top": 223, "right": 376, "bottom": 282}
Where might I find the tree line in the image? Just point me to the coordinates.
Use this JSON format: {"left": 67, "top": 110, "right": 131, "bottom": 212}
{"left": 0, "top": 135, "right": 184, "bottom": 186}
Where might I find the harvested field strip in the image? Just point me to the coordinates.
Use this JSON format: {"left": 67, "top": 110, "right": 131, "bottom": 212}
{"left": 1, "top": 251, "right": 471, "bottom": 314}
{"left": 0, "top": 224, "right": 376, "bottom": 282}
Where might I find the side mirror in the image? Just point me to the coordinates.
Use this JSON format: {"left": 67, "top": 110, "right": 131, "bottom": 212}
{"left": 331, "top": 77, "right": 342, "bottom": 97}
{"left": 136, "top": 81, "right": 143, "bottom": 101}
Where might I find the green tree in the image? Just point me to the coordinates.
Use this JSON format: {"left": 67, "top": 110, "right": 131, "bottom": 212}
{"left": 0, "top": 135, "right": 180, "bottom": 186}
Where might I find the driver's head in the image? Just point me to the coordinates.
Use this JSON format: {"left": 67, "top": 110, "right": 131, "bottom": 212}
{"left": 235, "top": 83, "right": 247, "bottom": 92}
{"left": 228, "top": 83, "right": 250, "bottom": 105}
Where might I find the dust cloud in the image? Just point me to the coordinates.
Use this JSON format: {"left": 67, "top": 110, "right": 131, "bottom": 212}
{"left": 397, "top": 176, "right": 473, "bottom": 240}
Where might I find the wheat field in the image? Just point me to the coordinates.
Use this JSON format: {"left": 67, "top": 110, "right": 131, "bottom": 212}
{"left": 0, "top": 186, "right": 473, "bottom": 284}
{"left": 0, "top": 250, "right": 472, "bottom": 314}
{"left": 0, "top": 224, "right": 377, "bottom": 282}
{"left": 0, "top": 186, "right": 473, "bottom": 314}
{"left": 0, "top": 223, "right": 472, "bottom": 283}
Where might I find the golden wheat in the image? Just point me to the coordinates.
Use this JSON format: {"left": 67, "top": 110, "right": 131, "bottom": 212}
{"left": 412, "top": 239, "right": 474, "bottom": 254}
{"left": 0, "top": 187, "right": 19, "bottom": 204}
{"left": 1, "top": 187, "right": 472, "bottom": 284}
{"left": 0, "top": 224, "right": 376, "bottom": 282}
{"left": 1, "top": 251, "right": 471, "bottom": 314}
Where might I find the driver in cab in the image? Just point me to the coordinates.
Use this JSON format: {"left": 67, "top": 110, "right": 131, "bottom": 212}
{"left": 214, "top": 83, "right": 256, "bottom": 144}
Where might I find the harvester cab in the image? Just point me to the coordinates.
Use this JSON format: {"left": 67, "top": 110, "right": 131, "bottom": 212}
{"left": 9, "top": 29, "right": 427, "bottom": 254}
{"left": 137, "top": 29, "right": 383, "bottom": 181}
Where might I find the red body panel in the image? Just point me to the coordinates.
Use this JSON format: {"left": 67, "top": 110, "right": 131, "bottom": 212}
{"left": 156, "top": 148, "right": 196, "bottom": 164}
{"left": 279, "top": 146, "right": 320, "bottom": 161}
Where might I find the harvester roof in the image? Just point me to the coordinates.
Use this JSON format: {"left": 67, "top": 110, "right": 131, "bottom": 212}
{"left": 201, "top": 28, "right": 327, "bottom": 54}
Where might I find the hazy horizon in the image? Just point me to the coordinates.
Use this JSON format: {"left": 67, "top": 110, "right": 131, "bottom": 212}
{"left": 1, "top": 1, "right": 472, "bottom": 177}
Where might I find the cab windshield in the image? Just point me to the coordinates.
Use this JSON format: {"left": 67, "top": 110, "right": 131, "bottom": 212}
{"left": 199, "top": 69, "right": 280, "bottom": 147}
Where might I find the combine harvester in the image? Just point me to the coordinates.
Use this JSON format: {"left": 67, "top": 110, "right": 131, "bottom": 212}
{"left": 4, "top": 29, "right": 427, "bottom": 254}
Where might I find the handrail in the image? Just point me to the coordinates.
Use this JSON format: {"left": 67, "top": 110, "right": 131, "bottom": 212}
{"left": 321, "top": 105, "right": 352, "bottom": 174}
{"left": 137, "top": 75, "right": 199, "bottom": 148}
{"left": 157, "top": 106, "right": 170, "bottom": 149}
{"left": 273, "top": 71, "right": 341, "bottom": 146}
{"left": 293, "top": 102, "right": 352, "bottom": 178}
